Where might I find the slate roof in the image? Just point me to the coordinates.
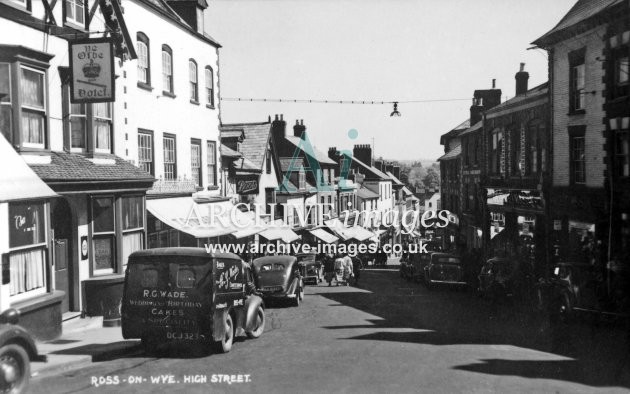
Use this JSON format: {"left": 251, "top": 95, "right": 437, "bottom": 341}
{"left": 220, "top": 122, "right": 271, "bottom": 170}
{"left": 485, "top": 82, "right": 548, "bottom": 117}
{"left": 346, "top": 153, "right": 391, "bottom": 181}
{"left": 386, "top": 171, "right": 404, "bottom": 186}
{"left": 357, "top": 186, "right": 379, "bottom": 200}
{"left": 437, "top": 144, "right": 461, "bottom": 161}
{"left": 138, "top": 0, "right": 220, "bottom": 47}
{"left": 29, "top": 151, "right": 155, "bottom": 182}
{"left": 220, "top": 144, "right": 241, "bottom": 158}
{"left": 285, "top": 136, "right": 337, "bottom": 165}
{"left": 440, "top": 118, "right": 469, "bottom": 145}
{"left": 221, "top": 129, "right": 245, "bottom": 140}
{"left": 533, "top": 0, "right": 623, "bottom": 46}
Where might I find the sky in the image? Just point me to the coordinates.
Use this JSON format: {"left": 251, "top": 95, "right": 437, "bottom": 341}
{"left": 206, "top": 0, "right": 576, "bottom": 161}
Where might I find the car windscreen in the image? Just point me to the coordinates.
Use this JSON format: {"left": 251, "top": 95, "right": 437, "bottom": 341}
{"left": 435, "top": 257, "right": 461, "bottom": 264}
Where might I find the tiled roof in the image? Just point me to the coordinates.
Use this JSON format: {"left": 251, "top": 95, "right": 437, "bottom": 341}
{"left": 220, "top": 122, "right": 271, "bottom": 170}
{"left": 279, "top": 157, "right": 300, "bottom": 172}
{"left": 285, "top": 136, "right": 337, "bottom": 165}
{"left": 232, "top": 156, "right": 259, "bottom": 172}
{"left": 440, "top": 118, "right": 469, "bottom": 144}
{"left": 458, "top": 119, "right": 484, "bottom": 137}
{"left": 437, "top": 144, "right": 461, "bottom": 161}
{"left": 533, "top": 0, "right": 623, "bottom": 46}
{"left": 29, "top": 151, "right": 154, "bottom": 182}
{"left": 357, "top": 186, "right": 379, "bottom": 199}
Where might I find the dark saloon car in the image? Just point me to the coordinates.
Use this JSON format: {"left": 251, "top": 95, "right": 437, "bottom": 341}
{"left": 252, "top": 256, "right": 304, "bottom": 306}
{"left": 423, "top": 253, "right": 466, "bottom": 289}
{"left": 478, "top": 257, "right": 534, "bottom": 302}
{"left": 295, "top": 253, "right": 322, "bottom": 285}
{"left": 122, "top": 248, "right": 266, "bottom": 354}
{"left": 547, "top": 261, "right": 630, "bottom": 324}
{"left": 0, "top": 309, "right": 39, "bottom": 393}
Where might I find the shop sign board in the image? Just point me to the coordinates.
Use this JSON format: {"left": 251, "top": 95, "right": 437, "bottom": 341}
{"left": 69, "top": 38, "right": 115, "bottom": 103}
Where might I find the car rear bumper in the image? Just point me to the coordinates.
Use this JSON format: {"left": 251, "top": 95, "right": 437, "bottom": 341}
{"left": 427, "top": 280, "right": 467, "bottom": 285}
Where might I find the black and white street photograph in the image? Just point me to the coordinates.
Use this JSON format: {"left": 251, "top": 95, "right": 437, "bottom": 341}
{"left": 0, "top": 0, "right": 629, "bottom": 392}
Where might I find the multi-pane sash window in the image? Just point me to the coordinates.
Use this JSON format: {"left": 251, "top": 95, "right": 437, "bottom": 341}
{"left": 138, "top": 131, "right": 153, "bottom": 175}
{"left": 205, "top": 66, "right": 214, "bottom": 106}
{"left": 69, "top": 101, "right": 86, "bottom": 149}
{"left": 137, "top": 33, "right": 150, "bottom": 85}
{"left": 570, "top": 62, "right": 586, "bottom": 111}
{"left": 162, "top": 46, "right": 173, "bottom": 93}
{"left": 207, "top": 140, "right": 216, "bottom": 186}
{"left": 191, "top": 140, "right": 202, "bottom": 187}
{"left": 92, "top": 197, "right": 115, "bottom": 274}
{"left": 491, "top": 129, "right": 503, "bottom": 174}
{"left": 189, "top": 60, "right": 198, "bottom": 101}
{"left": 163, "top": 135, "right": 176, "bottom": 180}
{"left": 94, "top": 102, "right": 112, "bottom": 152}
{"left": 0, "top": 63, "right": 12, "bottom": 142}
{"left": 65, "top": 0, "right": 85, "bottom": 25}
{"left": 570, "top": 135, "right": 586, "bottom": 184}
{"left": 20, "top": 66, "right": 46, "bottom": 148}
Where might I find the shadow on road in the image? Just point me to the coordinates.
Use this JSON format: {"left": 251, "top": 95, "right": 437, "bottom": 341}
{"left": 315, "top": 270, "right": 630, "bottom": 389}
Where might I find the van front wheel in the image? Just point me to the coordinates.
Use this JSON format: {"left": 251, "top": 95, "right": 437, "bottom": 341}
{"left": 214, "top": 313, "right": 234, "bottom": 353}
{"left": 246, "top": 306, "right": 265, "bottom": 339}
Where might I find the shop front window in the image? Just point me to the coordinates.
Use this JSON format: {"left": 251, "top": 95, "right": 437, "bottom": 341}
{"left": 121, "top": 196, "right": 144, "bottom": 271}
{"left": 92, "top": 197, "right": 115, "bottom": 275}
{"left": 8, "top": 201, "right": 48, "bottom": 302}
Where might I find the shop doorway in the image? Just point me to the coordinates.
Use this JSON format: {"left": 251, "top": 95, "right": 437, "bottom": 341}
{"left": 52, "top": 198, "right": 73, "bottom": 313}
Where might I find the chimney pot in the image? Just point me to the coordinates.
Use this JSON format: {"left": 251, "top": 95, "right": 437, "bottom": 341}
{"left": 275, "top": 114, "right": 278, "bottom": 121}
{"left": 492, "top": 79, "right": 496, "bottom": 89}
{"left": 280, "top": 114, "right": 283, "bottom": 121}
{"left": 520, "top": 62, "right": 525, "bottom": 72}
{"left": 296, "top": 120, "right": 299, "bottom": 125}
{"left": 515, "top": 63, "right": 529, "bottom": 95}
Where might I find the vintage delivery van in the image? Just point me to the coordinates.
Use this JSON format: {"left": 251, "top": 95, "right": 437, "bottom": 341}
{"left": 121, "top": 248, "right": 265, "bottom": 353}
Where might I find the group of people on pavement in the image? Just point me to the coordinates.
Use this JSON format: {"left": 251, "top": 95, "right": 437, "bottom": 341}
{"left": 320, "top": 253, "right": 364, "bottom": 286}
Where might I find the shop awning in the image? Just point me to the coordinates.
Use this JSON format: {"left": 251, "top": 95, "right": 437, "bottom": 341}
{"left": 259, "top": 220, "right": 300, "bottom": 243}
{"left": 231, "top": 211, "right": 266, "bottom": 239}
{"left": 324, "top": 219, "right": 374, "bottom": 242}
{"left": 147, "top": 197, "right": 253, "bottom": 239}
{"left": 0, "top": 135, "right": 57, "bottom": 202}
{"left": 309, "top": 228, "right": 339, "bottom": 244}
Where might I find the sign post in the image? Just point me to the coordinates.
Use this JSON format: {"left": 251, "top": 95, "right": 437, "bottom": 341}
{"left": 69, "top": 38, "right": 115, "bottom": 103}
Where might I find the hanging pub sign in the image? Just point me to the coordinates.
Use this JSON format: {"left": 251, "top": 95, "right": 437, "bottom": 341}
{"left": 69, "top": 38, "right": 115, "bottom": 103}
{"left": 236, "top": 176, "right": 259, "bottom": 195}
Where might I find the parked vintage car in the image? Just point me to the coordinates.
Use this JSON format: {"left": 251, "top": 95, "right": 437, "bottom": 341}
{"left": 547, "top": 261, "right": 630, "bottom": 324}
{"left": 423, "top": 253, "right": 467, "bottom": 289}
{"left": 295, "top": 253, "right": 323, "bottom": 285}
{"left": 252, "top": 256, "right": 304, "bottom": 306}
{"left": 478, "top": 257, "right": 534, "bottom": 302}
{"left": 410, "top": 253, "right": 432, "bottom": 283}
{"left": 0, "top": 309, "right": 39, "bottom": 393}
{"left": 121, "top": 248, "right": 266, "bottom": 354}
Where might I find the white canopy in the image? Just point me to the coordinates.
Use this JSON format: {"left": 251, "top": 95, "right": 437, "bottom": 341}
{"left": 324, "top": 218, "right": 375, "bottom": 242}
{"left": 259, "top": 219, "right": 300, "bottom": 243}
{"left": 147, "top": 197, "right": 254, "bottom": 239}
{"left": 309, "top": 228, "right": 339, "bottom": 244}
{"left": 0, "top": 135, "right": 57, "bottom": 202}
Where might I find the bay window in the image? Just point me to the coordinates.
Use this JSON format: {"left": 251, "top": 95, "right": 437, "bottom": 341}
{"left": 69, "top": 102, "right": 86, "bottom": 150}
{"left": 0, "top": 63, "right": 12, "bottom": 142}
{"left": 94, "top": 102, "right": 112, "bottom": 152}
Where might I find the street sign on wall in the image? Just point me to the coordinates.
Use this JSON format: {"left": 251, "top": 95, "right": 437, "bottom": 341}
{"left": 69, "top": 38, "right": 115, "bottom": 103}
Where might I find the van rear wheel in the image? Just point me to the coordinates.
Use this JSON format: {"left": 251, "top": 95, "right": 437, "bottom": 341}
{"left": 214, "top": 313, "right": 234, "bottom": 353}
{"left": 246, "top": 306, "right": 265, "bottom": 339}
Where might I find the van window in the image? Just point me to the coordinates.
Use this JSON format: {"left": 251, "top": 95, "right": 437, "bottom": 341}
{"left": 261, "top": 264, "right": 272, "bottom": 272}
{"left": 274, "top": 263, "right": 285, "bottom": 271}
{"left": 177, "top": 267, "right": 196, "bottom": 288}
{"left": 141, "top": 268, "right": 159, "bottom": 287}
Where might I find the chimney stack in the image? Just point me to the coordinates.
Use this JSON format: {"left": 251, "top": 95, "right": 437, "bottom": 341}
{"left": 293, "top": 119, "right": 306, "bottom": 139}
{"left": 353, "top": 144, "right": 372, "bottom": 166}
{"left": 515, "top": 63, "right": 529, "bottom": 95}
{"left": 385, "top": 163, "right": 394, "bottom": 174}
{"left": 393, "top": 166, "right": 401, "bottom": 179}
{"left": 374, "top": 159, "right": 383, "bottom": 172}
{"left": 328, "top": 147, "right": 338, "bottom": 161}
{"left": 271, "top": 113, "right": 286, "bottom": 142}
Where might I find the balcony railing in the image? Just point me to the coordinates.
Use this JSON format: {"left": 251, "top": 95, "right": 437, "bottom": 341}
{"left": 148, "top": 177, "right": 200, "bottom": 195}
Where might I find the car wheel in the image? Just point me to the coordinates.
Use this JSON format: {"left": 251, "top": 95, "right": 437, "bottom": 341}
{"left": 214, "top": 313, "right": 234, "bottom": 353}
{"left": 292, "top": 288, "right": 302, "bottom": 307}
{"left": 299, "top": 286, "right": 305, "bottom": 301}
{"left": 0, "top": 344, "right": 30, "bottom": 394}
{"left": 246, "top": 305, "right": 265, "bottom": 339}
